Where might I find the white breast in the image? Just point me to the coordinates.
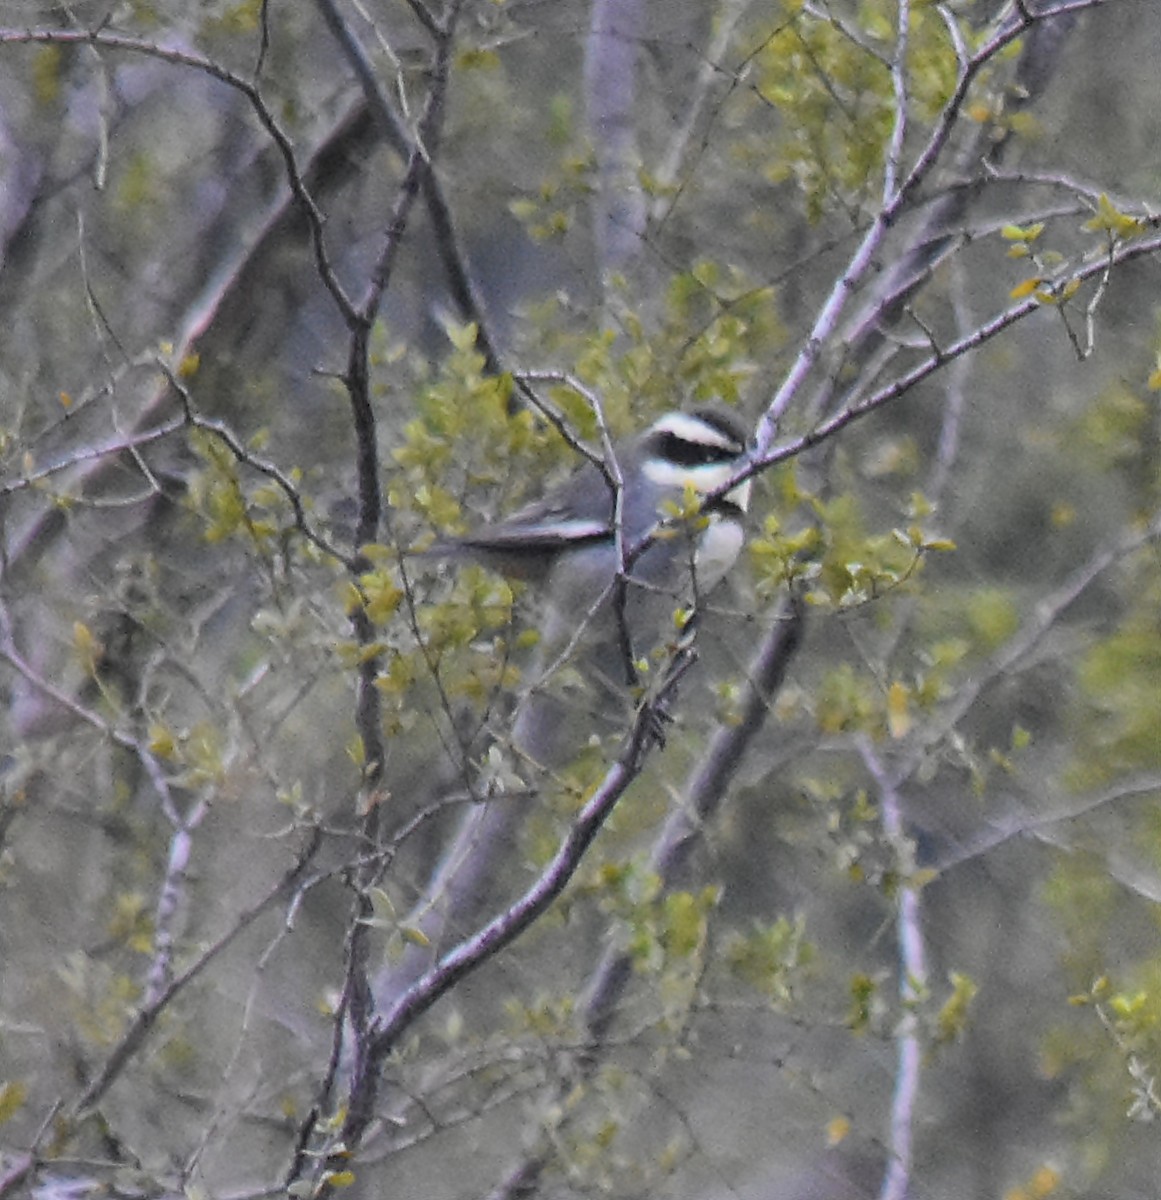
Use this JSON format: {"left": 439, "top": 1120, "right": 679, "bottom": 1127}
{"left": 694, "top": 516, "right": 745, "bottom": 592}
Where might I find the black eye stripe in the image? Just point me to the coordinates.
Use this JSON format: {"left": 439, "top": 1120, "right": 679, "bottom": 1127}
{"left": 656, "top": 431, "right": 739, "bottom": 465}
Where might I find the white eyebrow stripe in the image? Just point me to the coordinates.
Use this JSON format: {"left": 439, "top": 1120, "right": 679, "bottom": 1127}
{"left": 649, "top": 412, "right": 741, "bottom": 450}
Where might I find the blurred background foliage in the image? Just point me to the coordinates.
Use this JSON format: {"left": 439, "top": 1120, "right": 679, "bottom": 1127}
{"left": 2, "top": 1, "right": 1161, "bottom": 1198}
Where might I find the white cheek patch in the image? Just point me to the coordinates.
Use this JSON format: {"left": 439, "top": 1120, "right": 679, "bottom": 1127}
{"left": 642, "top": 458, "right": 738, "bottom": 493}
{"left": 642, "top": 460, "right": 751, "bottom": 514}
{"left": 694, "top": 517, "right": 745, "bottom": 590}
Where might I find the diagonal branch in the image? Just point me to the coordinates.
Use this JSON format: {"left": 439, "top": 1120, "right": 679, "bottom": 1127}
{"left": 740, "top": 227, "right": 1161, "bottom": 486}
{"left": 291, "top": 645, "right": 696, "bottom": 1191}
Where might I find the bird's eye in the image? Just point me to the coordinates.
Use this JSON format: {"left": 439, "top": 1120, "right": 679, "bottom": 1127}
{"left": 657, "top": 432, "right": 737, "bottom": 466}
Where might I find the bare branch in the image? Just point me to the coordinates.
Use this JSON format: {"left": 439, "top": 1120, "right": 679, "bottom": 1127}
{"left": 935, "top": 3, "right": 970, "bottom": 73}
{"left": 0, "top": 416, "right": 185, "bottom": 498}
{"left": 882, "top": 0, "right": 911, "bottom": 206}
{"left": 513, "top": 370, "right": 618, "bottom": 473}
{"left": 895, "top": 0, "right": 1101, "bottom": 206}
{"left": 160, "top": 365, "right": 358, "bottom": 568}
{"left": 859, "top": 738, "right": 925, "bottom": 1200}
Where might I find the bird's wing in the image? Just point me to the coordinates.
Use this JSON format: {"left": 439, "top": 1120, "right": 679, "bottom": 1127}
{"left": 456, "top": 512, "right": 610, "bottom": 554}
{"left": 454, "top": 468, "right": 616, "bottom": 554}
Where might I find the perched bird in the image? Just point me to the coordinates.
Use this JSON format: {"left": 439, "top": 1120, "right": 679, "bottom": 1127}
{"left": 433, "top": 406, "right": 752, "bottom": 766}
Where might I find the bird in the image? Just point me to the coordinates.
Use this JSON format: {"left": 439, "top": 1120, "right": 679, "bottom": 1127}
{"left": 431, "top": 406, "right": 753, "bottom": 768}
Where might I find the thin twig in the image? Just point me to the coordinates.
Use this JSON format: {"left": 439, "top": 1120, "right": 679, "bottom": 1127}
{"left": 70, "top": 826, "right": 323, "bottom": 1116}
{"left": 511, "top": 370, "right": 615, "bottom": 473}
{"left": 158, "top": 364, "right": 357, "bottom": 568}
{"left": 0, "top": 417, "right": 185, "bottom": 498}
{"left": 314, "top": 0, "right": 505, "bottom": 371}
{"left": 750, "top": 228, "right": 1161, "bottom": 477}
{"left": 650, "top": 0, "right": 751, "bottom": 223}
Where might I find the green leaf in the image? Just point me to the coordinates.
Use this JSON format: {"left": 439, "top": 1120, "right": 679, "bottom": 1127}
{"left": 1083, "top": 192, "right": 1145, "bottom": 239}
{"left": 1009, "top": 276, "right": 1043, "bottom": 300}
{"left": 935, "top": 972, "right": 979, "bottom": 1044}
{"left": 457, "top": 47, "right": 501, "bottom": 70}
{"left": 0, "top": 1080, "right": 26, "bottom": 1125}
{"left": 966, "top": 588, "right": 1019, "bottom": 650}
{"left": 1001, "top": 221, "right": 1044, "bottom": 242}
